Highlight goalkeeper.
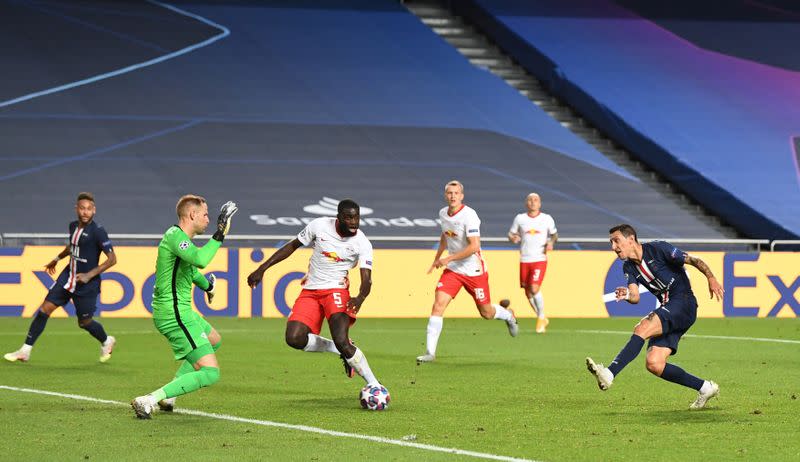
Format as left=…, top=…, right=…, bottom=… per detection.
left=132, top=195, right=237, bottom=419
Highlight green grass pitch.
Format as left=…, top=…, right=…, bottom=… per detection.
left=1, top=317, right=798, bottom=461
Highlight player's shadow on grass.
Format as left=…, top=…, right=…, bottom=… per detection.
left=606, top=408, right=725, bottom=424
left=293, top=397, right=355, bottom=409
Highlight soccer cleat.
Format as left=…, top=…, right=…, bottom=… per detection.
left=131, top=395, right=156, bottom=419
left=689, top=381, right=720, bottom=410
left=586, top=357, right=614, bottom=391
left=340, top=353, right=355, bottom=378
left=158, top=397, right=176, bottom=412
left=3, top=348, right=30, bottom=363
left=499, top=300, right=518, bottom=337
left=99, top=336, right=116, bottom=363
left=536, top=317, right=549, bottom=334
left=416, top=354, right=435, bottom=363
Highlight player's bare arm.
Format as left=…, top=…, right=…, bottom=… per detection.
left=76, top=249, right=117, bottom=284
left=508, top=231, right=521, bottom=244
left=247, top=238, right=303, bottom=288
left=427, top=234, right=448, bottom=273
left=433, top=235, right=479, bottom=270
left=615, top=283, right=640, bottom=303
left=685, top=253, right=724, bottom=300
left=347, top=268, right=372, bottom=314
left=546, top=232, right=559, bottom=253
left=45, top=245, right=70, bottom=275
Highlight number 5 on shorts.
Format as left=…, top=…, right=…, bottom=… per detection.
left=332, top=292, right=343, bottom=307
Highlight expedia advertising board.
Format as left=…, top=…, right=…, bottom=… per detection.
left=0, top=247, right=797, bottom=318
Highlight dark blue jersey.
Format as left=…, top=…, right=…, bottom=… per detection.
left=622, top=241, right=692, bottom=305
left=56, top=220, right=113, bottom=295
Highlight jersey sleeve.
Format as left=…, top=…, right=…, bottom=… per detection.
left=191, top=267, right=210, bottom=291
left=548, top=216, right=558, bottom=236
left=95, top=226, right=114, bottom=253
left=165, top=231, right=221, bottom=269
left=623, top=263, right=637, bottom=287
left=297, top=220, right=317, bottom=246
left=465, top=210, right=481, bottom=237
left=655, top=241, right=686, bottom=268
left=358, top=237, right=373, bottom=270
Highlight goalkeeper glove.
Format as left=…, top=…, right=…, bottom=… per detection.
left=205, top=273, right=216, bottom=303
left=212, top=200, right=238, bottom=242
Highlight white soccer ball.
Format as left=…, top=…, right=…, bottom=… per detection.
left=359, top=384, right=390, bottom=411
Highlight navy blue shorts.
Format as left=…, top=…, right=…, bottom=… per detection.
left=649, top=295, right=697, bottom=355
left=45, top=284, right=98, bottom=320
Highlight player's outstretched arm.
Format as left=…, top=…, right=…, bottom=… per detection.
left=428, top=234, right=448, bottom=273
left=76, top=249, right=117, bottom=284
left=685, top=254, right=724, bottom=300
left=45, top=245, right=70, bottom=275
left=247, top=238, right=303, bottom=288
left=347, top=268, right=372, bottom=314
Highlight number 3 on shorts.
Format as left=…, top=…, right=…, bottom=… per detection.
left=332, top=292, right=343, bottom=307
left=474, top=288, right=485, bottom=301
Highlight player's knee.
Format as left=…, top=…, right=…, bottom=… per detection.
left=198, top=366, right=220, bottom=387
left=285, top=331, right=307, bottom=350
left=530, top=284, right=541, bottom=294
left=77, top=318, right=92, bottom=328
left=478, top=305, right=494, bottom=319
left=645, top=358, right=665, bottom=376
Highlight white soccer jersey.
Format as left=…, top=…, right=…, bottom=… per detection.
left=509, top=212, right=557, bottom=263
left=297, top=217, right=373, bottom=290
left=439, top=205, right=486, bottom=276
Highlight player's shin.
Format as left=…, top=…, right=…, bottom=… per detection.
left=425, top=315, right=444, bottom=356
left=80, top=320, right=108, bottom=343
left=345, top=347, right=379, bottom=385
left=157, top=366, right=220, bottom=400
left=532, top=293, right=545, bottom=318
left=303, top=334, right=340, bottom=353
left=660, top=363, right=704, bottom=390
left=25, top=310, right=50, bottom=346
left=607, top=334, right=645, bottom=376
left=527, top=296, right=539, bottom=316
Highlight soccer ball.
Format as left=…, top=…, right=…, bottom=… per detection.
left=360, top=384, right=390, bottom=411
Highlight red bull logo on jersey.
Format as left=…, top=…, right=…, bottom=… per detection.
left=444, top=230, right=458, bottom=238
left=322, top=251, right=345, bottom=263
left=526, top=229, right=540, bottom=235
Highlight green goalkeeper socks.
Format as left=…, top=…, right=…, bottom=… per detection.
left=159, top=366, right=220, bottom=399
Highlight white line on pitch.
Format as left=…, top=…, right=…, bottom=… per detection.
left=0, top=385, right=537, bottom=462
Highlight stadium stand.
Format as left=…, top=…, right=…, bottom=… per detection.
left=451, top=0, right=800, bottom=239
left=0, top=0, right=728, bottom=239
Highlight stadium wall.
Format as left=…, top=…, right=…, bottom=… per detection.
left=0, top=247, right=797, bottom=319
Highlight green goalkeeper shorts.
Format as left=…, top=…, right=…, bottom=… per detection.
left=153, top=311, right=213, bottom=361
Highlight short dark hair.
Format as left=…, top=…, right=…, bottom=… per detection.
left=338, top=199, right=359, bottom=215
left=76, top=192, right=95, bottom=203
left=609, top=224, right=637, bottom=241
left=176, top=194, right=207, bottom=219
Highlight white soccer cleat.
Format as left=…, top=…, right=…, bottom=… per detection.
left=99, top=336, right=116, bottom=363
left=690, top=381, right=720, bottom=410
left=506, top=309, right=519, bottom=337
left=586, top=357, right=614, bottom=391
left=536, top=317, right=549, bottom=334
left=131, top=395, right=156, bottom=419
left=416, top=354, right=436, bottom=363
left=4, top=348, right=30, bottom=363
left=158, top=397, right=176, bottom=412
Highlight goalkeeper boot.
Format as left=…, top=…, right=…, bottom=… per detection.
left=131, top=395, right=156, bottom=419
left=158, top=397, right=176, bottom=412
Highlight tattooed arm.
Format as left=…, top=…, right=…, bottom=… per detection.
left=684, top=254, right=724, bottom=301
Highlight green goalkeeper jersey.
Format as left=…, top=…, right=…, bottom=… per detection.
left=152, top=225, right=221, bottom=320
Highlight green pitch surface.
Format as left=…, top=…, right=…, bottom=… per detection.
left=1, top=318, right=799, bottom=461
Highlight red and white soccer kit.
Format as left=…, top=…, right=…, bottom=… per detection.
left=289, top=217, right=373, bottom=334
left=436, top=205, right=492, bottom=305
left=509, top=212, right=557, bottom=287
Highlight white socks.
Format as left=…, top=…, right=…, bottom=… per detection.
left=699, top=380, right=713, bottom=395
left=529, top=293, right=545, bottom=318
left=20, top=344, right=32, bottom=354
left=303, top=334, right=340, bottom=354
left=492, top=304, right=513, bottom=321
left=346, top=347, right=378, bottom=385
left=425, top=316, right=444, bottom=356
